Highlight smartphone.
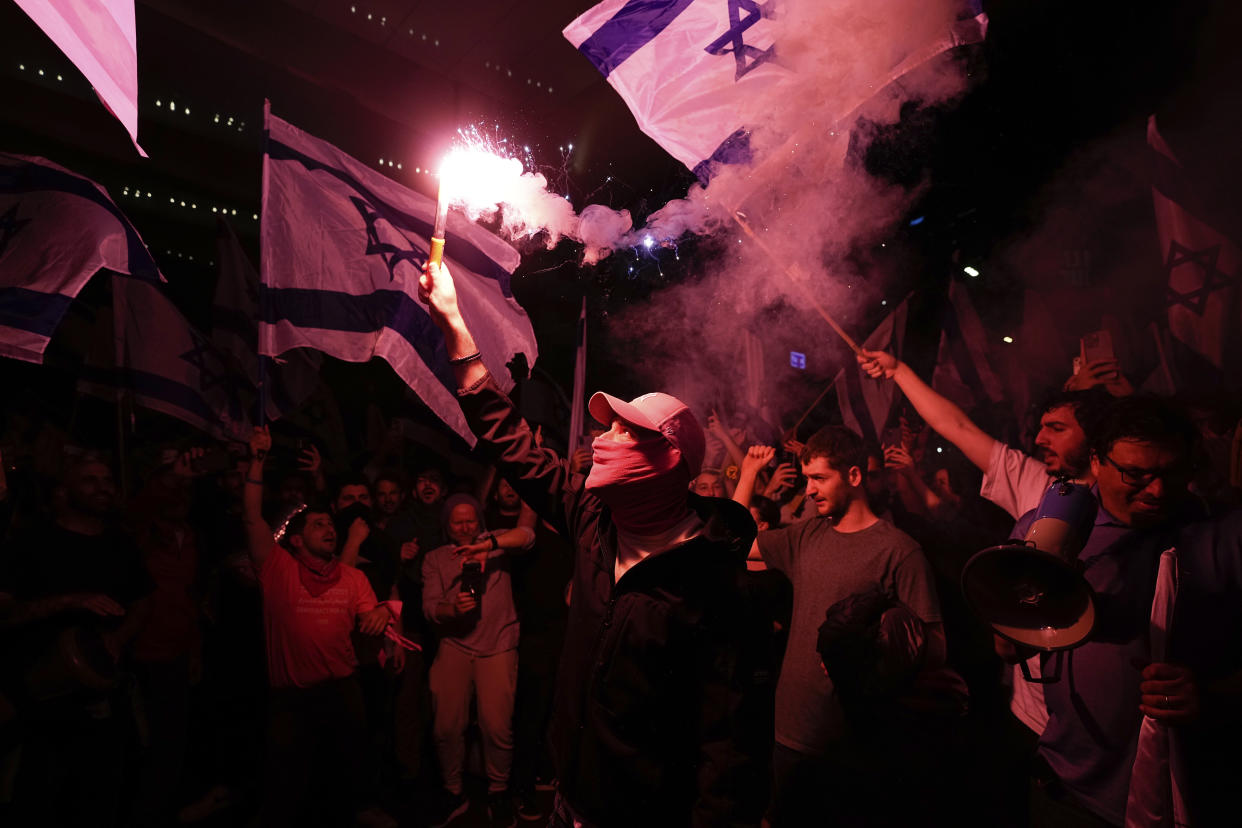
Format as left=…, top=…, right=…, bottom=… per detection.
left=1080, top=330, right=1117, bottom=379
left=460, top=561, right=484, bottom=601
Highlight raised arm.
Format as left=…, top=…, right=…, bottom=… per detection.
left=242, top=426, right=274, bottom=569
left=419, top=261, right=570, bottom=524
left=733, top=445, right=774, bottom=510
left=857, top=349, right=997, bottom=472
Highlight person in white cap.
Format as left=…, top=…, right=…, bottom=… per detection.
left=419, top=260, right=772, bottom=828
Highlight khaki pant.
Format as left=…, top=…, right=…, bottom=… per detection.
left=429, top=643, right=517, bottom=793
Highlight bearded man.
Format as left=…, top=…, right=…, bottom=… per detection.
left=419, top=261, right=772, bottom=828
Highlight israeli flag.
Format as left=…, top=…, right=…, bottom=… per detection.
left=260, top=109, right=538, bottom=445
left=564, top=0, right=987, bottom=180
left=0, top=153, right=160, bottom=364
left=565, top=0, right=784, bottom=179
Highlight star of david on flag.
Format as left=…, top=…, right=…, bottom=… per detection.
left=78, top=276, right=251, bottom=442
left=1148, top=115, right=1241, bottom=372
left=260, top=107, right=538, bottom=445
left=564, top=0, right=987, bottom=181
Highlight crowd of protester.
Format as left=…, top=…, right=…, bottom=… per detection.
left=0, top=262, right=1240, bottom=828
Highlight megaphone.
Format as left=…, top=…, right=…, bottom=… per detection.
left=961, top=480, right=1097, bottom=683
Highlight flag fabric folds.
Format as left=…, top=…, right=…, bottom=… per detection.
left=80, top=276, right=251, bottom=442
left=0, top=152, right=160, bottom=364
left=1123, top=548, right=1191, bottom=828
left=14, top=0, right=146, bottom=156
left=932, top=280, right=1004, bottom=411
left=260, top=109, right=538, bottom=445
left=563, top=0, right=987, bottom=178
left=834, top=297, right=909, bottom=444
left=1148, top=116, right=1240, bottom=375
left=212, top=219, right=320, bottom=422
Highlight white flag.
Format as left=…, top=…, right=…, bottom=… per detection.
left=14, top=0, right=145, bottom=156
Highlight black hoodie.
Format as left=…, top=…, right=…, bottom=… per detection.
left=458, top=373, right=773, bottom=828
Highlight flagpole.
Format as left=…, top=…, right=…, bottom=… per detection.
left=257, top=100, right=273, bottom=426
left=790, top=377, right=838, bottom=437
left=568, top=296, right=588, bottom=457
left=111, top=275, right=132, bottom=499
left=729, top=211, right=862, bottom=355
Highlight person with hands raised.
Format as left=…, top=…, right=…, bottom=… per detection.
left=857, top=348, right=1111, bottom=520
left=240, top=425, right=395, bottom=828
left=419, top=259, right=772, bottom=828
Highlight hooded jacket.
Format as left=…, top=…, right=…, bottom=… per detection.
left=458, top=373, right=772, bottom=828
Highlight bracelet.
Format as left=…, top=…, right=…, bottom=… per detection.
left=448, top=351, right=482, bottom=366
left=488, top=533, right=499, bottom=551
left=246, top=477, right=264, bottom=485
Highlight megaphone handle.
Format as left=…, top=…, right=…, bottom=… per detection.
left=1018, top=651, right=1064, bottom=684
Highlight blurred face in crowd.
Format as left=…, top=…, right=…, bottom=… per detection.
left=63, top=461, right=117, bottom=518
left=447, top=503, right=481, bottom=546
left=335, top=483, right=371, bottom=512
left=414, top=471, right=445, bottom=506
left=1034, top=405, right=1089, bottom=476
left=153, top=468, right=193, bottom=521
left=495, top=477, right=521, bottom=511
left=279, top=474, right=309, bottom=508
left=692, top=472, right=725, bottom=498
left=864, top=455, right=891, bottom=507
left=931, top=468, right=960, bottom=506
left=374, top=479, right=404, bottom=517
left=802, top=456, right=859, bottom=521
left=293, top=511, right=337, bottom=560
left=749, top=506, right=771, bottom=532
left=1091, top=438, right=1191, bottom=529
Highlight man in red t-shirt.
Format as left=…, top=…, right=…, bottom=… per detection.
left=243, top=427, right=394, bottom=828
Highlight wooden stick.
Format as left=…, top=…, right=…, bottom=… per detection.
left=791, top=378, right=838, bottom=436
left=730, top=211, right=862, bottom=355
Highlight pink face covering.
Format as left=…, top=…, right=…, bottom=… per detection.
left=293, top=549, right=342, bottom=597
left=585, top=433, right=691, bottom=535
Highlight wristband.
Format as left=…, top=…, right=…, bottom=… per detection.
left=246, top=476, right=264, bottom=485
left=448, top=351, right=482, bottom=366
left=488, top=533, right=499, bottom=551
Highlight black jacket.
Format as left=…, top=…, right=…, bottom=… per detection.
left=459, top=375, right=772, bottom=827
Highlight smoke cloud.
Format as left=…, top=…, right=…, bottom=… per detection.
left=460, top=0, right=986, bottom=426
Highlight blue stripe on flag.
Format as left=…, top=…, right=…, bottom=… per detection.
left=576, top=0, right=696, bottom=77
left=0, top=287, right=75, bottom=337
left=79, top=364, right=221, bottom=426
left=266, top=140, right=516, bottom=297
left=0, top=163, right=160, bottom=281
left=260, top=286, right=455, bottom=391
left=692, top=128, right=754, bottom=184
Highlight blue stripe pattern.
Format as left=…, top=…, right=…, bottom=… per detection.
left=259, top=286, right=455, bottom=392
left=80, top=364, right=221, bottom=427
left=0, top=287, right=74, bottom=337
left=576, top=0, right=696, bottom=77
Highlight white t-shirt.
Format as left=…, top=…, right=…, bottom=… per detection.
left=979, top=441, right=1058, bottom=733
left=980, top=441, right=1056, bottom=520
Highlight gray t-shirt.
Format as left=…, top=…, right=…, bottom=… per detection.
left=758, top=517, right=941, bottom=755
left=422, top=544, right=519, bottom=657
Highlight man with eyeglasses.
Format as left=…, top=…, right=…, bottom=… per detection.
left=1011, top=395, right=1242, bottom=827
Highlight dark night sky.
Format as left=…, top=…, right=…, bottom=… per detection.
left=1, top=0, right=1238, bottom=447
